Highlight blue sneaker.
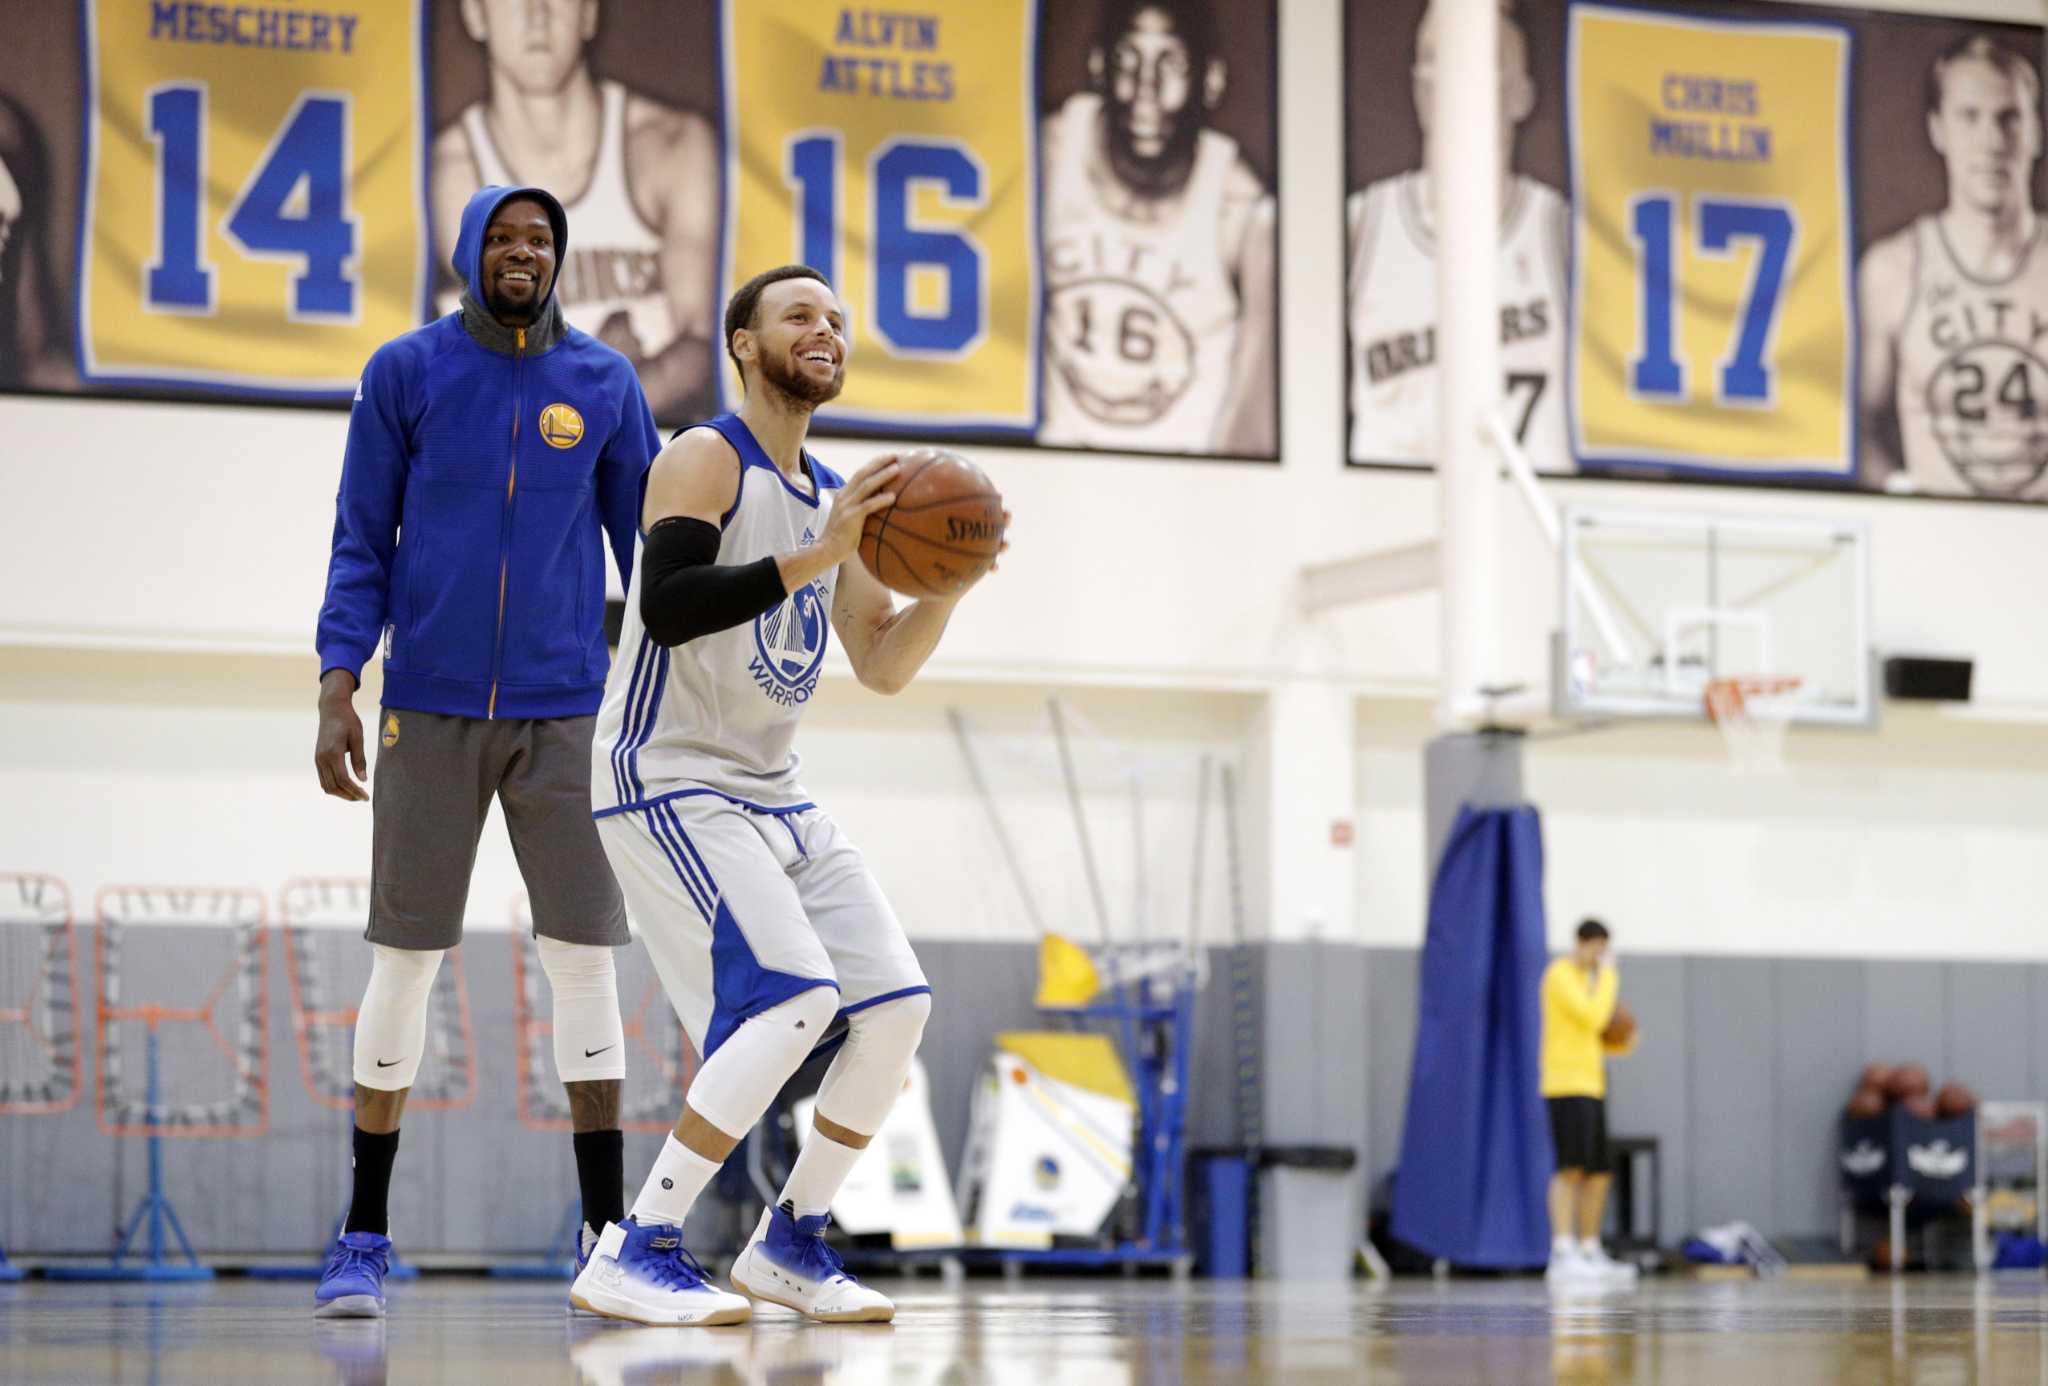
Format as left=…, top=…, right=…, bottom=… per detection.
left=730, top=1204, right=894, bottom=1323
left=569, top=1217, right=750, bottom=1326
left=314, top=1231, right=391, bottom=1318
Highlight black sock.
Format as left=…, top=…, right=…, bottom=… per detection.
left=344, top=1126, right=401, bottom=1236
left=573, top=1129, right=626, bottom=1232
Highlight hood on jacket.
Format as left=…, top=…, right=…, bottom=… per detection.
left=454, top=184, right=569, bottom=312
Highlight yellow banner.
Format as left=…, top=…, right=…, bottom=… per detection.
left=1570, top=4, right=1852, bottom=476
left=721, top=0, right=1040, bottom=433
left=80, top=1, right=425, bottom=394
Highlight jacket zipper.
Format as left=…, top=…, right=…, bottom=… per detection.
left=488, top=326, right=525, bottom=719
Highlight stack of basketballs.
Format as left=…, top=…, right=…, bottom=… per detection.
left=1845, top=1063, right=1977, bottom=1120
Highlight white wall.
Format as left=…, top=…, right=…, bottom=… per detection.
left=3, top=0, right=2047, bottom=958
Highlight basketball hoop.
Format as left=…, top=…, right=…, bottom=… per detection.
left=1704, top=676, right=1804, bottom=768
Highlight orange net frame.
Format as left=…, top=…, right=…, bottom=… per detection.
left=93, top=885, right=270, bottom=1140
left=0, top=873, right=82, bottom=1116
left=278, top=879, right=476, bottom=1113
left=509, top=895, right=697, bottom=1134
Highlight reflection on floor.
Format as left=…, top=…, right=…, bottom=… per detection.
left=3, top=1274, right=2047, bottom=1385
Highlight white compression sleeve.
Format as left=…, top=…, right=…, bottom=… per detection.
left=811, top=991, right=931, bottom=1136
left=535, top=937, right=626, bottom=1083
left=351, top=944, right=445, bottom=1090
left=682, top=985, right=841, bottom=1138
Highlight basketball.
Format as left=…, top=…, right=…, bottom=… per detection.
left=1602, top=1003, right=1636, bottom=1046
left=859, top=449, right=1006, bottom=599
left=1902, top=1093, right=1938, bottom=1121
left=1860, top=1062, right=1895, bottom=1093
left=1885, top=1063, right=1931, bottom=1101
left=1845, top=1086, right=1886, bottom=1120
left=1934, top=1081, right=1978, bottom=1119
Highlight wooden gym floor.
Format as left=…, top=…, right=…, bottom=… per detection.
left=3, top=1273, right=2047, bottom=1384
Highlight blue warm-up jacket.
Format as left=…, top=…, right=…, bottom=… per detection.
left=316, top=185, right=661, bottom=720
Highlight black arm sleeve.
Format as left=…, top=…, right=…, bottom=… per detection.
left=640, top=517, right=789, bottom=647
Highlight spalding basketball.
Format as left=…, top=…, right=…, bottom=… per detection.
left=1934, top=1081, right=1978, bottom=1119
left=1601, top=1003, right=1636, bottom=1046
left=1845, top=1086, right=1886, bottom=1120
left=859, top=450, right=1005, bottom=598
left=1886, top=1063, right=1931, bottom=1102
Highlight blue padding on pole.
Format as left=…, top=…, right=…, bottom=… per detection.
left=1390, top=804, right=1554, bottom=1268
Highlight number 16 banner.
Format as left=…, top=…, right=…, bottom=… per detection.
left=79, top=1, right=426, bottom=396
left=722, top=0, right=1040, bottom=436
left=1569, top=4, right=1854, bottom=480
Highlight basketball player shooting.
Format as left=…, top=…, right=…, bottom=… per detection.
left=1345, top=0, right=1569, bottom=471
left=571, top=266, right=1007, bottom=1326
left=1858, top=35, right=2048, bottom=500
left=1038, top=0, right=1277, bottom=456
left=431, top=0, right=719, bottom=423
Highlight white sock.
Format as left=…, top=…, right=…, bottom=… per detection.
left=1553, top=1234, right=1576, bottom=1257
left=1578, top=1237, right=1603, bottom=1258
left=777, top=1126, right=866, bottom=1218
left=629, top=1135, right=722, bottom=1228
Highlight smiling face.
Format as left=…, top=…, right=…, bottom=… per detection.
left=479, top=196, right=557, bottom=326
left=735, top=276, right=848, bottom=405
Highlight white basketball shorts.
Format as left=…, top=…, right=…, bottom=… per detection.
left=594, top=789, right=929, bottom=1060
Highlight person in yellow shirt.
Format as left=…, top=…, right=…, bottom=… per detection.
left=1540, top=918, right=1637, bottom=1282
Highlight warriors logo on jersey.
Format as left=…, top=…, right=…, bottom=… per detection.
left=1039, top=93, right=1242, bottom=452
left=1896, top=217, right=2048, bottom=499
left=752, top=529, right=829, bottom=707
left=79, top=1, right=426, bottom=394
left=1569, top=5, right=1853, bottom=479
left=1347, top=171, right=1569, bottom=471
left=723, top=0, right=1039, bottom=435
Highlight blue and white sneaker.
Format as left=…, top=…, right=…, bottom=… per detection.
left=568, top=1221, right=601, bottom=1316
left=314, top=1231, right=391, bottom=1318
left=729, top=1205, right=894, bottom=1323
left=568, top=1218, right=750, bottom=1327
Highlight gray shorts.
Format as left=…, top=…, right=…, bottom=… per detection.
left=368, top=708, right=628, bottom=951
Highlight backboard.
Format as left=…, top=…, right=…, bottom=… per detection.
left=1555, top=506, right=1873, bottom=726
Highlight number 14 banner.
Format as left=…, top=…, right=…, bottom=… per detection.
left=722, top=0, right=1040, bottom=436
left=78, top=1, right=426, bottom=396
left=1569, top=4, right=1854, bottom=479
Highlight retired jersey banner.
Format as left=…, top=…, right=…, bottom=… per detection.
left=1568, top=4, right=1853, bottom=480
left=0, top=1, right=1280, bottom=460
left=78, top=0, right=428, bottom=396
left=1344, top=0, right=2048, bottom=503
left=721, top=0, right=1041, bottom=436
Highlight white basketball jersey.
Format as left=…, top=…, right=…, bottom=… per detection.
left=456, top=81, right=675, bottom=355
left=1895, top=213, right=2048, bottom=500
left=1038, top=93, right=1242, bottom=452
left=592, top=414, right=844, bottom=815
left=1347, top=171, right=1570, bottom=472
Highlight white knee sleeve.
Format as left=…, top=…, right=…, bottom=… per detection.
left=352, top=944, right=444, bottom=1090
left=536, top=936, right=626, bottom=1083
left=814, top=991, right=931, bottom=1136
left=682, top=985, right=841, bottom=1139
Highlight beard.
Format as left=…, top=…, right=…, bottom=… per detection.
left=483, top=271, right=549, bottom=326
left=759, top=345, right=844, bottom=406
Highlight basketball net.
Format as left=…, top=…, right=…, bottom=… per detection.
left=1703, top=676, right=1803, bottom=769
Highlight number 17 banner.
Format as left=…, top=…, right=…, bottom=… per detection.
left=1568, top=4, right=1853, bottom=480
left=721, top=0, right=1041, bottom=436
left=78, top=1, right=426, bottom=397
